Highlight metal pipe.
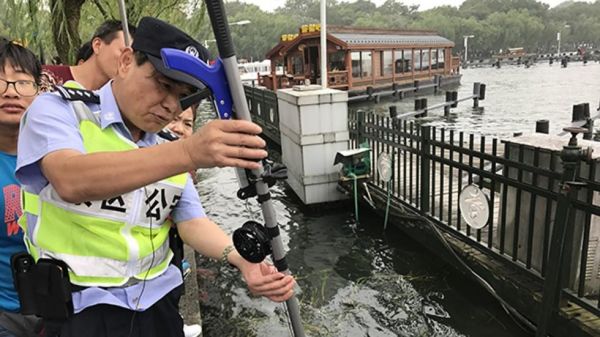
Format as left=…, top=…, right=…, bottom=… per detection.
left=117, top=0, right=131, bottom=46
left=320, top=0, right=327, bottom=88
left=204, top=1, right=305, bottom=336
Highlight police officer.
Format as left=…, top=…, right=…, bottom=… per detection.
left=16, top=17, right=295, bottom=337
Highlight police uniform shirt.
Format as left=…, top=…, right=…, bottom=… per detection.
left=15, top=82, right=206, bottom=314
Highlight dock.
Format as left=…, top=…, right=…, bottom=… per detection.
left=245, top=84, right=600, bottom=337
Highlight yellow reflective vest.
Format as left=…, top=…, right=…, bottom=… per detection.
left=20, top=99, right=188, bottom=287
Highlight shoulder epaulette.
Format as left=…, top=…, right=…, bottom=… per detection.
left=55, top=86, right=100, bottom=104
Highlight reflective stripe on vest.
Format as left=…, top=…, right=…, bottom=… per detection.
left=20, top=100, right=188, bottom=287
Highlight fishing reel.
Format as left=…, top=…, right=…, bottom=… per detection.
left=233, top=220, right=272, bottom=263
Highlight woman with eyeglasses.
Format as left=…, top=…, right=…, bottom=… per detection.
left=0, top=38, right=41, bottom=337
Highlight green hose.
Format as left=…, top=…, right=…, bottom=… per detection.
left=383, top=180, right=391, bottom=230
left=350, top=172, right=359, bottom=223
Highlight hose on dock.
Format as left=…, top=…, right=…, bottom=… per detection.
left=383, top=180, right=391, bottom=231
left=422, top=215, right=537, bottom=333
left=350, top=172, right=359, bottom=223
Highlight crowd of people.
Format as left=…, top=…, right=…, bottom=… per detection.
left=0, top=16, right=295, bottom=337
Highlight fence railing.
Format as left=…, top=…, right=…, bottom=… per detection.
left=244, top=85, right=280, bottom=145
left=349, top=109, right=600, bottom=321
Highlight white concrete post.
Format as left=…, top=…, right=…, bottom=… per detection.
left=277, top=87, right=349, bottom=204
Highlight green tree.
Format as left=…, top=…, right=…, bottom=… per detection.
left=48, top=0, right=204, bottom=64
left=2, top=0, right=600, bottom=66
left=50, top=0, right=86, bottom=64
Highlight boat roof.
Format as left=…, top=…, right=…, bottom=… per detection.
left=331, top=33, right=454, bottom=47
left=266, top=26, right=454, bottom=59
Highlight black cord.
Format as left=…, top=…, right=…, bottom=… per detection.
left=127, top=187, right=157, bottom=337
left=419, top=214, right=537, bottom=332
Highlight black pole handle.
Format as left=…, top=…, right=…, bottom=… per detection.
left=205, top=0, right=236, bottom=58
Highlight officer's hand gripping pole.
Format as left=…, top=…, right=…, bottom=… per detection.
left=160, top=1, right=305, bottom=336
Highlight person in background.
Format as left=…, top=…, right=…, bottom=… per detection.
left=41, top=20, right=135, bottom=91
left=0, top=38, right=42, bottom=337
left=165, top=104, right=199, bottom=184
left=167, top=105, right=196, bottom=140
left=75, top=41, right=93, bottom=65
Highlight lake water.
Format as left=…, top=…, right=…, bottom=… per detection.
left=352, top=61, right=600, bottom=137
left=194, top=62, right=599, bottom=337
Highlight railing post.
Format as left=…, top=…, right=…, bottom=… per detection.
left=535, top=127, right=590, bottom=337
left=420, top=125, right=431, bottom=213
left=357, top=109, right=366, bottom=145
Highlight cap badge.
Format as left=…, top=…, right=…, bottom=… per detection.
left=185, top=45, right=200, bottom=58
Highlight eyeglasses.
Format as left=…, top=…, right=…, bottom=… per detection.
left=0, top=78, right=39, bottom=97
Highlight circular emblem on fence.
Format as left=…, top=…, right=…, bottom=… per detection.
left=377, top=153, right=393, bottom=182
left=459, top=184, right=490, bottom=229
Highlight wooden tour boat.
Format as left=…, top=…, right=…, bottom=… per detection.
left=260, top=24, right=462, bottom=95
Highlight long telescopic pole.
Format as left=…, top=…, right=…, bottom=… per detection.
left=117, top=0, right=131, bottom=46
left=203, top=1, right=306, bottom=336
left=320, top=0, right=327, bottom=88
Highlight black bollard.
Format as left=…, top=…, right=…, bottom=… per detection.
left=473, top=82, right=481, bottom=108
left=572, top=104, right=585, bottom=122
left=583, top=103, right=592, bottom=140
left=451, top=91, right=458, bottom=108
left=414, top=98, right=422, bottom=112
left=366, top=86, right=374, bottom=100
left=444, top=91, right=453, bottom=116
left=419, top=98, right=428, bottom=118
left=536, top=120, right=550, bottom=134
left=479, top=84, right=486, bottom=100
left=584, top=118, right=594, bottom=140
left=389, top=106, right=398, bottom=119
left=392, top=82, right=399, bottom=97
left=583, top=103, right=590, bottom=119
left=414, top=80, right=420, bottom=93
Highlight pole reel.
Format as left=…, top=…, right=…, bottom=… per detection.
left=232, top=220, right=272, bottom=263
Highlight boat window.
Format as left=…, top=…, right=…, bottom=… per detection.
left=414, top=50, right=422, bottom=71
left=351, top=52, right=361, bottom=78
left=381, top=50, right=393, bottom=76
left=361, top=51, right=372, bottom=78
left=291, top=54, right=303, bottom=75
left=394, top=49, right=411, bottom=74
left=352, top=51, right=372, bottom=79
left=431, top=49, right=438, bottom=69
left=421, top=49, right=430, bottom=71
left=329, top=51, right=346, bottom=71
left=438, top=49, right=445, bottom=68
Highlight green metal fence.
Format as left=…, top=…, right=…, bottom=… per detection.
left=349, top=109, right=600, bottom=322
